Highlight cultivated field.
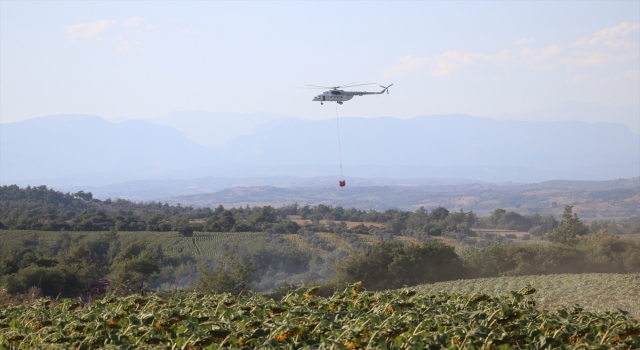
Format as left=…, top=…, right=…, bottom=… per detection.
left=1, top=283, right=638, bottom=348
left=0, top=230, right=273, bottom=259
left=418, top=273, right=640, bottom=320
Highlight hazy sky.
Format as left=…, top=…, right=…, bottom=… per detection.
left=1, top=1, right=638, bottom=123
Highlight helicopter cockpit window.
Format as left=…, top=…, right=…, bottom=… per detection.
left=331, top=91, right=341, bottom=95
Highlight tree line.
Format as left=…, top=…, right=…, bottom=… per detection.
left=0, top=185, right=533, bottom=234
left=3, top=185, right=639, bottom=237
left=0, top=185, right=504, bottom=235
left=1, top=205, right=639, bottom=299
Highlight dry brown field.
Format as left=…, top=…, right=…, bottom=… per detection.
left=287, top=215, right=385, bottom=229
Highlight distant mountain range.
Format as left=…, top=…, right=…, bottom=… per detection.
left=148, top=111, right=292, bottom=148
left=1, top=112, right=638, bottom=186
left=0, top=114, right=219, bottom=184
left=164, top=177, right=640, bottom=218
left=221, top=115, right=638, bottom=169
left=497, top=100, right=640, bottom=134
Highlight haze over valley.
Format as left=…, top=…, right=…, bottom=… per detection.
left=2, top=108, right=638, bottom=188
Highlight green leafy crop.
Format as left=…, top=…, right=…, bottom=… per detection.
left=1, top=283, right=638, bottom=349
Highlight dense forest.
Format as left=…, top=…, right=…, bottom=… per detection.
left=1, top=184, right=639, bottom=300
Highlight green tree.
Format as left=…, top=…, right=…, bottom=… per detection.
left=108, top=242, right=160, bottom=295
left=406, top=207, right=429, bottom=232
left=203, top=210, right=236, bottom=232
left=387, top=212, right=408, bottom=234
left=57, top=245, right=100, bottom=295
left=195, top=251, right=253, bottom=295
left=70, top=209, right=114, bottom=231
left=545, top=205, right=587, bottom=245
left=172, top=216, right=194, bottom=237
left=332, top=241, right=464, bottom=291
left=218, top=211, right=236, bottom=231
left=249, top=206, right=277, bottom=230
left=72, top=190, right=93, bottom=201
left=429, top=207, right=449, bottom=221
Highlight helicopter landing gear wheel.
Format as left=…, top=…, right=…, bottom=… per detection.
left=337, top=101, right=343, bottom=105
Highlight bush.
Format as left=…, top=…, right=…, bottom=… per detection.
left=528, top=226, right=544, bottom=236
left=578, top=229, right=640, bottom=273
left=195, top=251, right=253, bottom=295
left=464, top=243, right=567, bottom=277
left=108, top=242, right=161, bottom=295
left=371, top=229, right=395, bottom=242
left=462, top=229, right=640, bottom=279
left=2, top=266, right=65, bottom=296
left=348, top=224, right=370, bottom=235
left=331, top=241, right=464, bottom=291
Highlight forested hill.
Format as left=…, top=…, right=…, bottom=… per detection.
left=3, top=184, right=639, bottom=237
left=0, top=184, right=89, bottom=213
left=0, top=185, right=199, bottom=231
left=167, top=177, right=640, bottom=218
left=0, top=184, right=536, bottom=235
left=0, top=184, right=188, bottom=215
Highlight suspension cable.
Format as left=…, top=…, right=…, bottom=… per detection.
left=335, top=103, right=344, bottom=179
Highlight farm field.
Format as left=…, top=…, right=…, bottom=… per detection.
left=120, top=232, right=274, bottom=258
left=1, top=283, right=639, bottom=349
left=418, top=273, right=640, bottom=320
left=0, top=231, right=276, bottom=259
left=0, top=229, right=620, bottom=261
left=0, top=229, right=535, bottom=262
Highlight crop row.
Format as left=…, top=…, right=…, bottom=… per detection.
left=1, top=284, right=639, bottom=349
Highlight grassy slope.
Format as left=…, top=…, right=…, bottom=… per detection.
left=417, top=273, right=640, bottom=319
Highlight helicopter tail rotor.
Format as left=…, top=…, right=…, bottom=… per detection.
left=380, top=84, right=393, bottom=94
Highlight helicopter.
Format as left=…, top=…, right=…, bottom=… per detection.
left=301, top=83, right=393, bottom=105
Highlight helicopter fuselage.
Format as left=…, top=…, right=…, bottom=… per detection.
left=312, top=90, right=355, bottom=103
left=312, top=86, right=391, bottom=104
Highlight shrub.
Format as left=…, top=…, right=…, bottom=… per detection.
left=195, top=251, right=253, bottom=295
left=331, top=241, right=464, bottom=291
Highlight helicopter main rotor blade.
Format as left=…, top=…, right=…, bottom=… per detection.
left=300, top=82, right=378, bottom=90
left=341, top=82, right=377, bottom=88
left=305, top=85, right=335, bottom=88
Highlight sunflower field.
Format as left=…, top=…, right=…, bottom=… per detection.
left=1, top=283, right=639, bottom=349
